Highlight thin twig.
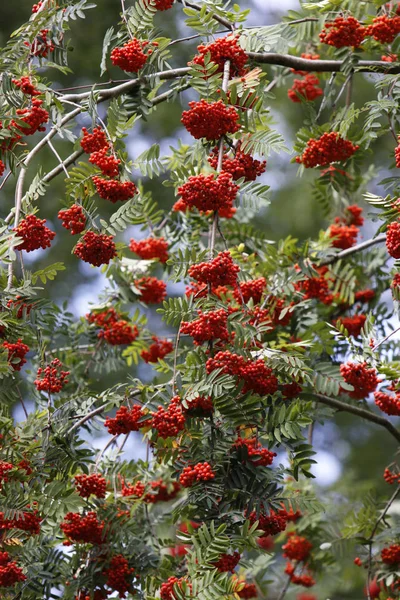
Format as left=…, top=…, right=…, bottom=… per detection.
left=372, top=325, right=400, bottom=352
left=320, top=233, right=387, bottom=266
left=95, top=434, right=118, bottom=469
left=176, top=0, right=234, bottom=30
left=47, top=139, right=70, bottom=178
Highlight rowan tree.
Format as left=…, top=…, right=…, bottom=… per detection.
left=1, top=1, right=400, bottom=599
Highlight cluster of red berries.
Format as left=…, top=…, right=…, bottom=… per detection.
left=14, top=215, right=55, bottom=252
left=214, top=551, right=241, bottom=573
left=296, top=132, right=359, bottom=168
left=103, top=555, right=134, bottom=597
left=382, top=53, right=398, bottom=62
left=101, top=320, right=139, bottom=345
left=75, top=474, right=107, bottom=499
left=344, top=204, right=364, bottom=226
left=74, top=231, right=117, bottom=266
left=249, top=510, right=287, bottom=536
left=145, top=0, right=174, bottom=9
left=366, top=15, right=400, bottom=43
left=207, top=351, right=278, bottom=396
left=386, top=221, right=400, bottom=258
left=181, top=309, right=229, bottom=344
left=288, top=74, right=323, bottom=103
left=80, top=127, right=108, bottom=153
left=160, top=576, right=188, bottom=600
left=0, top=510, right=42, bottom=535
left=87, top=307, right=120, bottom=329
left=105, top=405, right=145, bottom=435
left=90, top=148, right=121, bottom=177
left=15, top=98, right=49, bottom=136
left=233, top=437, right=276, bottom=467
left=34, top=359, right=69, bottom=393
left=92, top=176, right=137, bottom=203
left=177, top=172, right=239, bottom=215
left=58, top=204, right=86, bottom=235
left=208, top=143, right=266, bottom=182
left=237, top=582, right=258, bottom=599
left=0, top=461, right=13, bottom=486
left=141, top=336, right=173, bottom=363
left=26, top=29, right=55, bottom=57
left=381, top=544, right=400, bottom=564
left=295, top=265, right=333, bottom=305
left=384, top=467, right=400, bottom=485
left=374, top=390, right=400, bottom=416
left=129, top=237, right=169, bottom=263
left=319, top=16, right=366, bottom=48
left=279, top=504, right=302, bottom=522
left=192, top=35, right=248, bottom=77
left=234, top=278, right=266, bottom=304
left=282, top=380, right=303, bottom=399
left=12, top=76, right=40, bottom=96
left=134, top=276, right=167, bottom=304
left=285, top=562, right=316, bottom=588
left=0, top=552, right=26, bottom=588
left=395, top=136, right=400, bottom=168
left=3, top=339, right=29, bottom=371
left=151, top=396, right=185, bottom=438
left=0, top=159, right=4, bottom=177
left=183, top=395, right=214, bottom=417
left=328, top=223, right=359, bottom=250
left=31, top=1, right=43, bottom=12
left=334, top=314, right=367, bottom=337
left=121, top=479, right=181, bottom=503
left=110, top=38, right=157, bottom=72
left=6, top=295, right=34, bottom=319
left=282, top=534, right=312, bottom=562
left=181, top=100, right=240, bottom=141
left=60, top=511, right=105, bottom=545
left=354, top=289, right=375, bottom=304
left=189, top=251, right=240, bottom=287
left=179, top=462, right=215, bottom=487
left=340, top=362, right=380, bottom=399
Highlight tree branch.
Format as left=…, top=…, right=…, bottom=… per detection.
left=320, top=233, right=387, bottom=266
left=247, top=53, right=400, bottom=74
left=312, top=393, right=400, bottom=444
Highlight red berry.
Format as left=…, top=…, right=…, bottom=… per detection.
left=111, top=38, right=151, bottom=72
left=233, top=437, right=276, bottom=467
left=328, top=223, right=359, bottom=249
left=192, top=35, right=248, bottom=77
left=319, top=16, right=366, bottom=48
left=237, top=583, right=258, bottom=599
left=12, top=76, right=40, bottom=96
left=105, top=405, right=145, bottom=435
left=14, top=215, right=55, bottom=252
left=144, top=0, right=174, bottom=9
left=181, top=309, right=229, bottom=345
left=14, top=98, right=48, bottom=136
left=60, top=511, right=106, bottom=545
left=340, top=362, right=380, bottom=399
left=288, top=74, right=323, bottom=103
left=80, top=127, right=109, bottom=153
left=134, top=276, right=167, bottom=304
left=296, top=132, right=359, bottom=168
left=213, top=551, right=241, bottom=572
left=75, top=474, right=107, bottom=499
left=151, top=396, right=185, bottom=439
left=0, top=552, right=26, bottom=587
left=74, top=231, right=117, bottom=266
left=177, top=172, right=239, bottom=214
left=334, top=314, right=367, bottom=337
left=381, top=544, right=400, bottom=564
left=189, top=251, right=240, bottom=287
left=89, top=148, right=120, bottom=177
left=58, top=204, right=86, bottom=235
left=234, top=278, right=266, bottom=304
left=3, top=339, right=29, bottom=371
left=140, top=336, right=173, bottom=363
left=208, top=142, right=266, bottom=182
left=365, top=15, right=400, bottom=43
left=181, top=99, right=240, bottom=141
left=103, top=554, right=134, bottom=596
left=249, top=510, right=287, bottom=536
left=129, top=237, right=169, bottom=263
left=282, top=534, right=312, bottom=562
left=206, top=351, right=278, bottom=396
left=100, top=321, right=139, bottom=345
left=179, top=462, right=215, bottom=487
left=34, top=358, right=69, bottom=393
left=374, top=390, right=400, bottom=416
left=25, top=29, right=55, bottom=57
left=386, top=221, right=400, bottom=258
left=92, top=177, right=137, bottom=203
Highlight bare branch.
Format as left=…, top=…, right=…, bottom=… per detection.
left=247, top=53, right=400, bottom=74
left=320, top=234, right=387, bottom=266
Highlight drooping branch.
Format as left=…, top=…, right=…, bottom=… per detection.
left=312, top=393, right=400, bottom=444
left=320, top=233, right=387, bottom=266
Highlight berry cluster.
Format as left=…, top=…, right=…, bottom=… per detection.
left=26, top=29, right=55, bottom=57
left=181, top=99, right=240, bottom=141
left=0, top=159, right=4, bottom=177
left=206, top=351, right=278, bottom=396
left=90, top=148, right=120, bottom=177
left=75, top=474, right=107, bottom=499
left=122, top=479, right=181, bottom=503
left=12, top=76, right=40, bottom=96
left=233, top=437, right=276, bottom=467
left=192, top=35, right=248, bottom=77
left=295, top=265, right=333, bottom=305
left=145, top=0, right=174, bottom=9
left=110, top=38, right=157, bottom=72
left=0, top=510, right=42, bottom=535
left=237, top=583, right=258, bottom=599
left=160, top=577, right=188, bottom=600
left=134, top=276, right=167, bottom=304
left=3, top=339, right=29, bottom=371
left=92, top=177, right=137, bottom=203
left=374, top=390, right=400, bottom=416
left=328, top=223, right=359, bottom=250
left=334, top=314, right=367, bottom=337
left=213, top=552, right=241, bottom=572
left=80, top=127, right=108, bottom=153
left=58, top=204, right=86, bottom=235
left=189, top=251, right=240, bottom=287
left=355, top=289, right=375, bottom=304
left=344, top=204, right=364, bottom=226
left=177, top=172, right=239, bottom=215
left=0, top=552, right=26, bottom=588
left=384, top=467, right=400, bottom=484
left=129, top=237, right=169, bottom=263
left=103, top=555, right=134, bottom=597
left=179, top=462, right=215, bottom=487
left=208, top=143, right=266, bottom=182
left=386, top=221, right=400, bottom=258
left=288, top=74, right=323, bottom=103
left=15, top=99, right=49, bottom=136
left=181, top=309, right=229, bottom=344
left=365, top=15, right=400, bottom=43
left=285, top=562, right=316, bottom=588
left=279, top=504, right=302, bottom=522
left=101, top=320, right=139, bottom=345
left=14, top=215, right=55, bottom=252
left=381, top=544, right=400, bottom=564
left=249, top=510, right=287, bottom=536
left=60, top=511, right=106, bottom=545
left=282, top=534, right=312, bottom=562
left=382, top=53, right=398, bottom=62
left=340, top=362, right=380, bottom=399
left=74, top=231, right=117, bottom=266
left=141, top=337, right=173, bottom=363
left=0, top=461, right=13, bottom=486
left=234, top=278, right=266, bottom=304
left=319, top=16, right=366, bottom=48
left=296, top=132, right=359, bottom=168
left=105, top=405, right=145, bottom=435
left=151, top=396, right=185, bottom=438
left=87, top=307, right=120, bottom=329
left=34, top=359, right=69, bottom=393
left=183, top=395, right=214, bottom=417
left=282, top=380, right=303, bottom=399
